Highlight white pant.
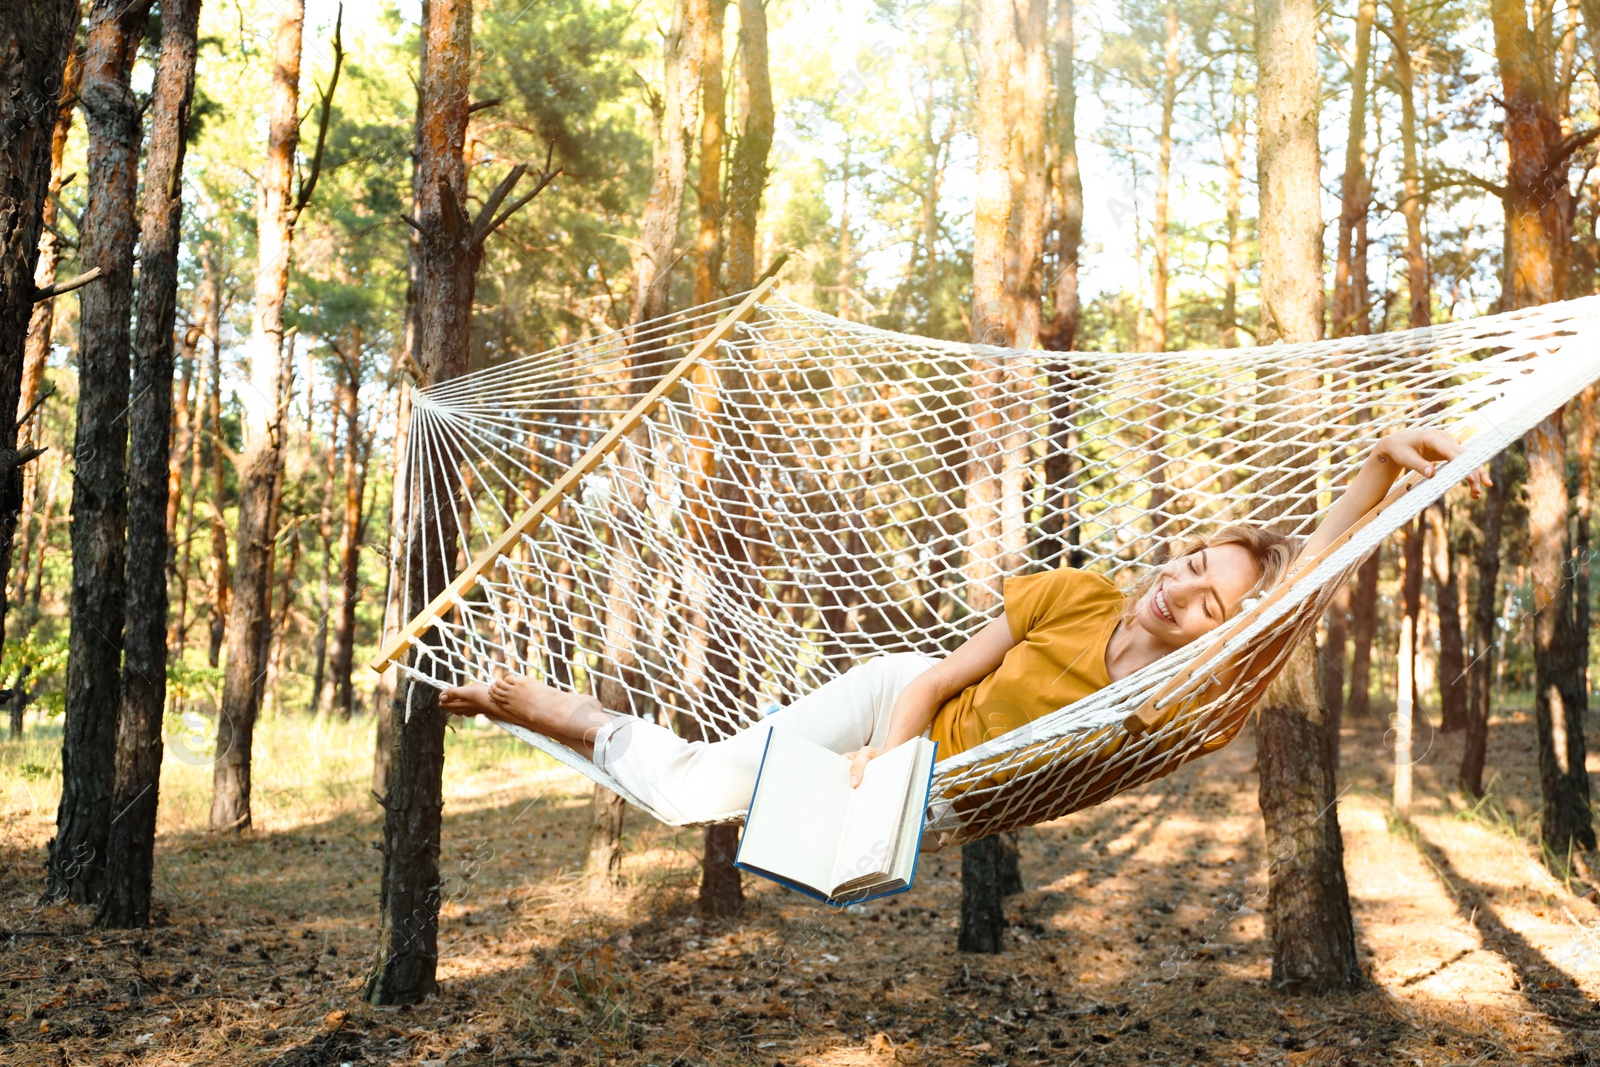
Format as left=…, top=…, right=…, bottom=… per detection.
left=592, top=651, right=937, bottom=824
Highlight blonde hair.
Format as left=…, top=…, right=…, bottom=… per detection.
left=1121, top=524, right=1298, bottom=623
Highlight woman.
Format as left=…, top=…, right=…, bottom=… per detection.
left=440, top=427, right=1488, bottom=824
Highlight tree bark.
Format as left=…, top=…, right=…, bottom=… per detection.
left=959, top=833, right=1009, bottom=953
left=1489, top=0, right=1594, bottom=863
left=632, top=0, right=704, bottom=326
left=1006, top=0, right=1048, bottom=350
left=98, top=0, right=200, bottom=929
left=725, top=0, right=771, bottom=292
left=1219, top=73, right=1245, bottom=349
left=206, top=292, right=229, bottom=668
left=1252, top=0, right=1361, bottom=993
left=367, top=0, right=551, bottom=1003
left=1317, top=0, right=1374, bottom=747
left=311, top=410, right=338, bottom=713
left=1257, top=648, right=1361, bottom=990
left=212, top=0, right=304, bottom=831
left=1392, top=0, right=1428, bottom=332
left=1151, top=0, right=1178, bottom=355
left=584, top=0, right=708, bottom=883
left=1331, top=0, right=1374, bottom=339
left=1, top=0, right=78, bottom=721
left=960, top=0, right=1025, bottom=955
left=1490, top=0, right=1577, bottom=311
left=49, top=0, right=149, bottom=906
left=327, top=336, right=368, bottom=718
left=690, top=3, right=746, bottom=914
left=1427, top=501, right=1467, bottom=733
left=12, top=40, right=81, bottom=610
left=1529, top=406, right=1594, bottom=859
left=1038, top=0, right=1081, bottom=569
left=694, top=0, right=725, bottom=308
left=372, top=376, right=410, bottom=795
left=1346, top=550, right=1381, bottom=720
left=1042, top=0, right=1081, bottom=354
left=1575, top=388, right=1593, bottom=698
left=1462, top=452, right=1506, bottom=797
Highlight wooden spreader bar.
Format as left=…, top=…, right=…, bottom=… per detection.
left=369, top=269, right=785, bottom=673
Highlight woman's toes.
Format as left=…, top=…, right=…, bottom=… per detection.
left=441, top=682, right=494, bottom=717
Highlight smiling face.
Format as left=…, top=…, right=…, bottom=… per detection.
left=1132, top=543, right=1263, bottom=647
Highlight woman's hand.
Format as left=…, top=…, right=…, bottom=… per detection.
left=1373, top=428, right=1491, bottom=498
left=844, top=747, right=879, bottom=788
left=1301, top=425, right=1494, bottom=564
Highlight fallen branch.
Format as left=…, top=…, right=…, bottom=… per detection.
left=32, top=266, right=101, bottom=302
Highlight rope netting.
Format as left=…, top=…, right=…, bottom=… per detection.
left=382, top=290, right=1600, bottom=847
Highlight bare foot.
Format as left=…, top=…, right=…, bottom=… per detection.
left=440, top=682, right=498, bottom=720
left=489, top=675, right=613, bottom=744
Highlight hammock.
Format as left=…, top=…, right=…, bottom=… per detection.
left=372, top=277, right=1600, bottom=850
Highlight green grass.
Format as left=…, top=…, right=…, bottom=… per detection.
left=2, top=707, right=566, bottom=838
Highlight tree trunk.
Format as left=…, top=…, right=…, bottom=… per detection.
left=693, top=0, right=772, bottom=914
left=1489, top=0, right=1594, bottom=863
left=1393, top=0, right=1428, bottom=332
left=1252, top=0, right=1361, bottom=993
left=328, top=339, right=368, bottom=718
left=169, top=275, right=212, bottom=654
left=959, top=834, right=1012, bottom=952
left=1257, top=645, right=1362, bottom=990
left=694, top=0, right=725, bottom=308
left=1006, top=0, right=1048, bottom=350
left=1151, top=0, right=1177, bottom=354
left=1038, top=0, right=1081, bottom=568
left=960, top=0, right=1024, bottom=956
left=98, top=0, right=200, bottom=929
left=367, top=0, right=550, bottom=1002
left=690, top=7, right=746, bottom=914
left=1331, top=0, right=1374, bottom=339
left=1400, top=516, right=1425, bottom=713
left=1462, top=451, right=1506, bottom=797
left=206, top=300, right=229, bottom=668
left=212, top=0, right=303, bottom=831
left=311, top=413, right=337, bottom=713
left=1529, top=406, right=1594, bottom=859
left=1136, top=0, right=1178, bottom=557
left=632, top=0, right=704, bottom=326
left=1318, top=0, right=1374, bottom=747
left=1, top=0, right=78, bottom=727
left=1575, top=388, right=1593, bottom=697
left=164, top=328, right=197, bottom=571
left=49, top=0, right=149, bottom=906
left=836, top=138, right=852, bottom=321
left=27, top=453, right=60, bottom=616
left=12, top=40, right=81, bottom=609
left=584, top=0, right=708, bottom=882
left=1043, top=0, right=1081, bottom=354
left=372, top=377, right=410, bottom=795
left=725, top=0, right=771, bottom=292
left=255, top=442, right=287, bottom=719
left=1219, top=73, right=1245, bottom=349
left=1346, top=550, right=1381, bottom=719
left=1427, top=501, right=1467, bottom=732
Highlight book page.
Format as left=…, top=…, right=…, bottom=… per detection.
left=830, top=741, right=920, bottom=892
left=888, top=741, right=936, bottom=881
left=737, top=730, right=850, bottom=894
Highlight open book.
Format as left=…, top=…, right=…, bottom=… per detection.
left=735, top=731, right=937, bottom=906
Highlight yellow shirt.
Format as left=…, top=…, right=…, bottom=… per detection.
left=928, top=567, right=1126, bottom=758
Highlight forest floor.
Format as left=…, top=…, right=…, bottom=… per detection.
left=3, top=699, right=1600, bottom=1067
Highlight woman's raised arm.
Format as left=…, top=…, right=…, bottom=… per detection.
left=1297, top=428, right=1491, bottom=565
